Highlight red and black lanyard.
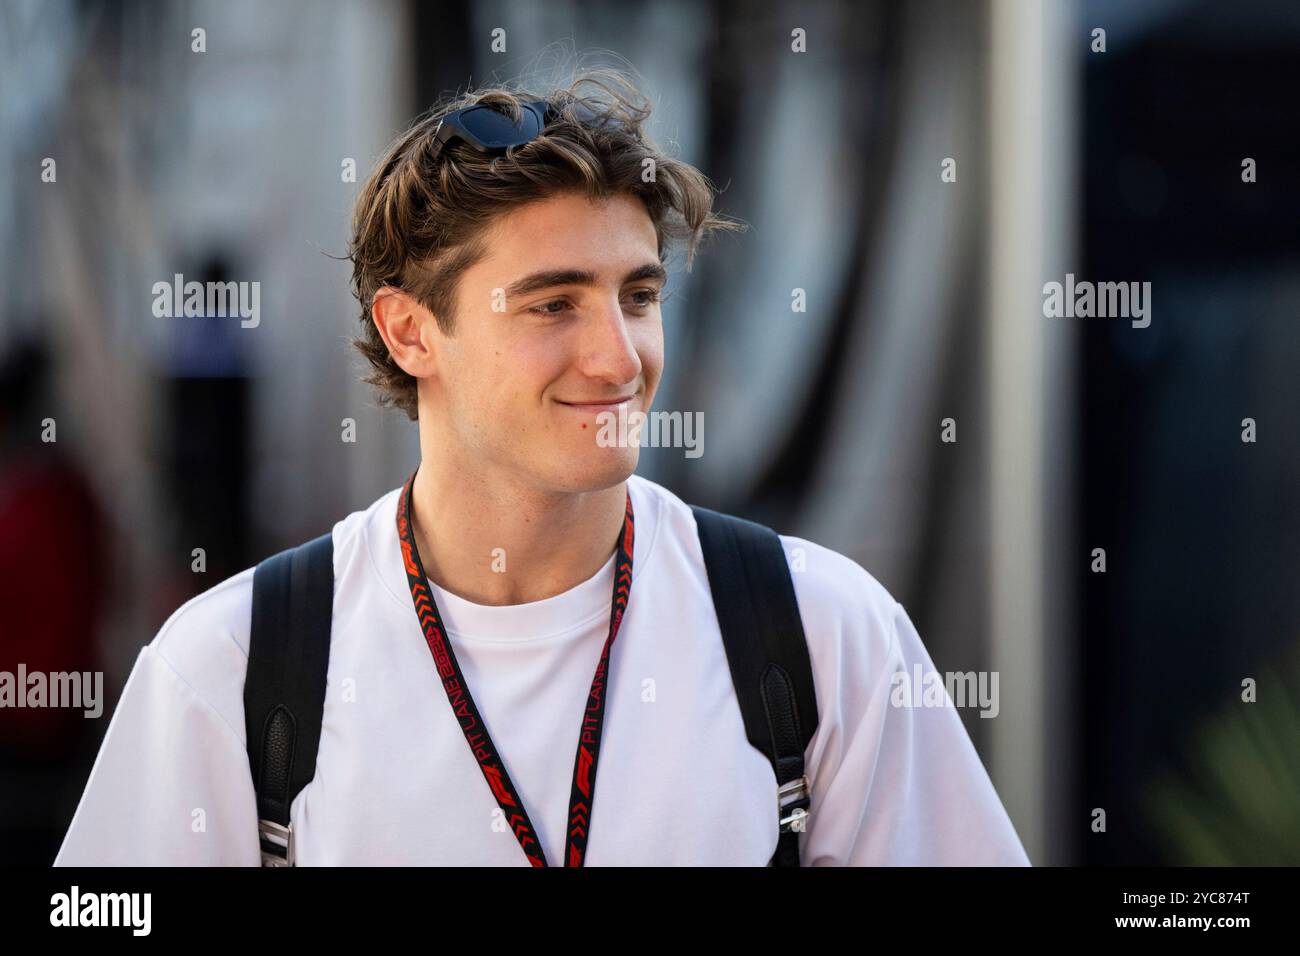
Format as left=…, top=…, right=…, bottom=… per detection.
left=395, top=469, right=634, bottom=866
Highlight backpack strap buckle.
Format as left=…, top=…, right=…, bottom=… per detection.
left=778, top=774, right=811, bottom=832
left=259, top=818, right=294, bottom=867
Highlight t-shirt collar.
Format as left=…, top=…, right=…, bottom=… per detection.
left=367, top=474, right=658, bottom=643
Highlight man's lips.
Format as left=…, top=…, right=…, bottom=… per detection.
left=556, top=395, right=636, bottom=413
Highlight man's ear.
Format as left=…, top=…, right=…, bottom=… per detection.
left=371, top=286, right=440, bottom=378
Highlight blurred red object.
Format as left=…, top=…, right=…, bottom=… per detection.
left=0, top=451, right=108, bottom=760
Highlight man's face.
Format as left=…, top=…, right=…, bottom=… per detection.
left=423, top=191, right=666, bottom=495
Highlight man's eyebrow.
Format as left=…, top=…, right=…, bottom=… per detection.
left=504, top=262, right=668, bottom=299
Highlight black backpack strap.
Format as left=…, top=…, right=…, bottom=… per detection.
left=691, top=505, right=819, bottom=867
left=245, top=532, right=334, bottom=866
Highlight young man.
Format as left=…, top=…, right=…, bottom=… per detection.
left=54, top=72, right=1029, bottom=866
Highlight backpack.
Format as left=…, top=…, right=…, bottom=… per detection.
left=245, top=504, right=818, bottom=867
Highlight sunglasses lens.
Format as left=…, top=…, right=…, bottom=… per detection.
left=458, top=104, right=542, bottom=148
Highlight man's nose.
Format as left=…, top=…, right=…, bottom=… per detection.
left=578, top=294, right=642, bottom=384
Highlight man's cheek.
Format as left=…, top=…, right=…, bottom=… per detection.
left=641, top=350, right=665, bottom=401
left=639, top=324, right=665, bottom=373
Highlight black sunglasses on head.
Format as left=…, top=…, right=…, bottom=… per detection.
left=429, top=99, right=552, bottom=162
left=428, top=98, right=619, bottom=163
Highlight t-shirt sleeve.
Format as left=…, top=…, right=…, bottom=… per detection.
left=800, top=600, right=1031, bottom=866
left=52, top=643, right=261, bottom=866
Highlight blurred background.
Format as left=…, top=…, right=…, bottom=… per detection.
left=1, top=0, right=1297, bottom=867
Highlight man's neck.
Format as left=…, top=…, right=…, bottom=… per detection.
left=408, top=456, right=628, bottom=607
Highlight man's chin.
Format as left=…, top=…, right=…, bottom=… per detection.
left=545, top=448, right=639, bottom=494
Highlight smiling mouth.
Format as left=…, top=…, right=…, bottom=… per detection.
left=557, top=395, right=636, bottom=412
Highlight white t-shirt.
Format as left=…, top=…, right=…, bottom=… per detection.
left=54, top=473, right=1029, bottom=866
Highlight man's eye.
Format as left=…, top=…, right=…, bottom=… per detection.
left=528, top=298, right=571, bottom=315
left=525, top=289, right=662, bottom=316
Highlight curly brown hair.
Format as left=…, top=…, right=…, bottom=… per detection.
left=347, top=67, right=744, bottom=420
